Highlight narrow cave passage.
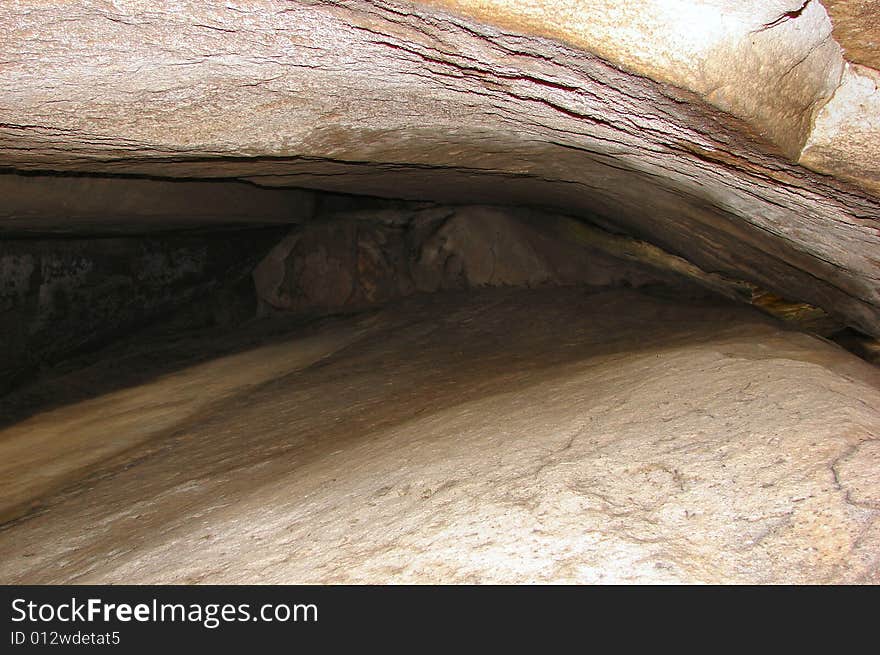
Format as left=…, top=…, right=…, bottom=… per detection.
left=1, top=0, right=880, bottom=588
left=1, top=173, right=879, bottom=585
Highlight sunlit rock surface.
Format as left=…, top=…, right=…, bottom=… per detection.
left=1, top=288, right=878, bottom=584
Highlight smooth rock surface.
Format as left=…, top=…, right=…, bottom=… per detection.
left=1, top=287, right=878, bottom=584
left=0, top=174, right=317, bottom=234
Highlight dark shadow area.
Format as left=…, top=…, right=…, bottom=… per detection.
left=0, top=293, right=362, bottom=432
left=830, top=327, right=880, bottom=365
left=0, top=225, right=290, bottom=398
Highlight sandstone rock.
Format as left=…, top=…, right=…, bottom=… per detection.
left=429, top=0, right=843, bottom=159
left=823, top=0, right=880, bottom=69
left=1, top=287, right=877, bottom=583
left=0, top=319, right=366, bottom=525
left=0, top=174, right=316, bottom=234
left=411, top=208, right=558, bottom=290
left=253, top=206, right=677, bottom=315
left=3, top=0, right=880, bottom=589
left=1, top=1, right=878, bottom=337
left=801, top=63, right=880, bottom=193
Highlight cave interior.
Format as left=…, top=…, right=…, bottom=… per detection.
left=1, top=0, right=880, bottom=585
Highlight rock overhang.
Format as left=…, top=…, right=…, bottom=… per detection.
left=0, top=0, right=878, bottom=336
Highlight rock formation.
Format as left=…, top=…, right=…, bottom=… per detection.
left=252, top=206, right=675, bottom=314
left=2, top=288, right=879, bottom=584
left=0, top=1, right=878, bottom=584
left=0, top=228, right=281, bottom=393
left=1, top=1, right=879, bottom=336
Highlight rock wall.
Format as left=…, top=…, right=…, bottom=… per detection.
left=0, top=174, right=317, bottom=235
left=426, top=0, right=880, bottom=192
left=253, top=206, right=681, bottom=315
left=1, top=202, right=717, bottom=395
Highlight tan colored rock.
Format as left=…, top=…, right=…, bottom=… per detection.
left=1, top=1, right=879, bottom=336
left=428, top=0, right=844, bottom=158
left=1, top=287, right=878, bottom=583
left=823, top=0, right=880, bottom=69
left=412, top=207, right=556, bottom=290
left=0, top=322, right=365, bottom=524
left=253, top=206, right=679, bottom=314
left=426, top=0, right=880, bottom=194
left=410, top=206, right=622, bottom=290
left=801, top=63, right=880, bottom=192
left=4, top=0, right=880, bottom=589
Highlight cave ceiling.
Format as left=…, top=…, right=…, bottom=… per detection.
left=0, top=1, right=878, bottom=336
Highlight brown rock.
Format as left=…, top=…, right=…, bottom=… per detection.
left=0, top=174, right=316, bottom=234
left=4, top=0, right=880, bottom=589
left=824, top=0, right=880, bottom=69
left=254, top=206, right=676, bottom=315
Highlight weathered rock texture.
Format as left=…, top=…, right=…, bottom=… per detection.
left=252, top=203, right=848, bottom=338
left=824, top=0, right=880, bottom=69
left=2, top=0, right=879, bottom=587
left=1, top=288, right=878, bottom=583
left=253, top=205, right=679, bottom=315
left=1, top=1, right=879, bottom=338
left=425, top=0, right=880, bottom=190
left=800, top=63, right=880, bottom=193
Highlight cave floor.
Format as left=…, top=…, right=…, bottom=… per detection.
left=1, top=286, right=879, bottom=584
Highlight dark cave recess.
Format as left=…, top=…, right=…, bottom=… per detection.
left=2, top=173, right=877, bottom=401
